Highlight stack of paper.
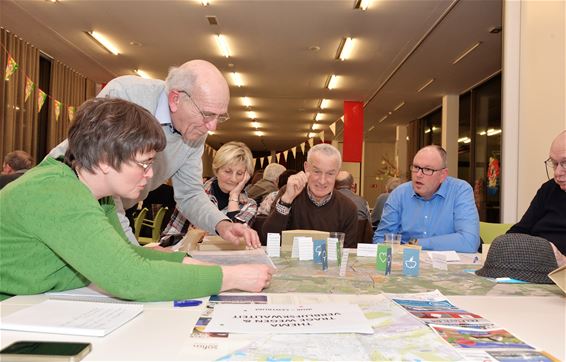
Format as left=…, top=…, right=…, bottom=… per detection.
left=0, top=299, right=143, bottom=337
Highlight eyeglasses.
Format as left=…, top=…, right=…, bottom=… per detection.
left=178, top=90, right=230, bottom=124
left=134, top=159, right=153, bottom=174
left=410, top=164, right=445, bottom=176
left=544, top=157, right=566, bottom=179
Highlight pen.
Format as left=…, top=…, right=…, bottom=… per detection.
left=174, top=299, right=203, bottom=307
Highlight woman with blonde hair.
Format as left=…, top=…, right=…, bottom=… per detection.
left=161, top=141, right=257, bottom=243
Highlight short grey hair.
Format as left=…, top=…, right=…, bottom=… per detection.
left=165, top=66, right=197, bottom=93
left=307, top=143, right=342, bottom=169
left=263, top=163, right=286, bottom=182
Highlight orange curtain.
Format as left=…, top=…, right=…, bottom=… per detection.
left=0, top=27, right=40, bottom=163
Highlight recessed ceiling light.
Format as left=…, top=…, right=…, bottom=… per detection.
left=252, top=121, right=260, bottom=129
left=201, top=0, right=210, bottom=6
left=134, top=69, right=151, bottom=79
left=255, top=131, right=264, bottom=137
left=216, top=34, right=231, bottom=58
left=231, top=72, right=243, bottom=87
left=129, top=41, right=142, bottom=47
left=353, top=0, right=371, bottom=11
left=416, top=78, right=435, bottom=93
left=326, top=75, right=338, bottom=90
left=320, top=99, right=330, bottom=109
left=85, top=31, right=119, bottom=55
left=247, top=111, right=257, bottom=119
left=315, top=113, right=323, bottom=121
left=335, top=37, right=354, bottom=61
left=242, top=97, right=252, bottom=108
left=452, top=42, right=482, bottom=65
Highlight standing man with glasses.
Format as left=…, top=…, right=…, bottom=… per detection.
left=507, top=130, right=566, bottom=263
left=50, top=60, right=260, bottom=248
left=373, top=145, right=479, bottom=252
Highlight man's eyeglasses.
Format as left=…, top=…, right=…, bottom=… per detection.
left=134, top=160, right=153, bottom=174
left=544, top=157, right=566, bottom=179
left=410, top=164, right=445, bottom=176
left=178, top=90, right=230, bottom=124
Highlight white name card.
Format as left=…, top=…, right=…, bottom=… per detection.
left=357, top=244, right=378, bottom=257
left=266, top=233, right=281, bottom=257
left=298, top=237, right=314, bottom=260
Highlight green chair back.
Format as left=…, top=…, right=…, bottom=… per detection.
left=139, top=207, right=169, bottom=245
left=133, top=208, right=148, bottom=239
left=479, top=221, right=513, bottom=244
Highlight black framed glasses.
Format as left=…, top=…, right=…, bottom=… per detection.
left=544, top=157, right=566, bottom=179
left=134, top=160, right=153, bottom=174
left=178, top=90, right=230, bottom=124
left=410, top=164, right=445, bottom=176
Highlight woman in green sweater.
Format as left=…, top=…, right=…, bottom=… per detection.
left=0, top=98, right=273, bottom=302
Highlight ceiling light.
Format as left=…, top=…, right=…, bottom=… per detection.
left=308, top=132, right=316, bottom=138
left=458, top=137, right=471, bottom=144
left=394, top=101, right=405, bottom=111
left=247, top=111, right=257, bottom=119
left=378, top=115, right=388, bottom=123
left=216, top=34, right=231, bottom=58
left=242, top=97, right=251, bottom=108
left=255, top=131, right=264, bottom=137
left=452, top=42, right=482, bottom=65
left=368, top=125, right=375, bottom=132
left=315, top=113, right=323, bottom=121
left=201, top=0, right=210, bottom=6
left=134, top=69, right=151, bottom=79
left=251, top=121, right=260, bottom=129
left=312, top=123, right=323, bottom=130
left=85, top=31, right=119, bottom=55
left=231, top=72, right=243, bottom=87
left=353, top=0, right=371, bottom=10
left=320, top=99, right=330, bottom=109
left=487, top=128, right=502, bottom=136
left=326, top=75, right=338, bottom=90
left=208, top=131, right=214, bottom=135
left=417, top=78, right=434, bottom=93
left=335, top=37, right=354, bottom=61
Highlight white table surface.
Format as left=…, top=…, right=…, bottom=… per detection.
left=1, top=293, right=564, bottom=361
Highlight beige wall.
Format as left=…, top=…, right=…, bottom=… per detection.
left=362, top=141, right=396, bottom=208
left=502, top=0, right=566, bottom=222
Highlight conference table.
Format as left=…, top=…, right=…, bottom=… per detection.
left=1, top=249, right=564, bottom=361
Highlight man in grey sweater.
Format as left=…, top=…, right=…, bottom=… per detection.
left=51, top=60, right=259, bottom=247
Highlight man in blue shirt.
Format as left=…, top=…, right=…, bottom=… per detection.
left=373, top=145, right=480, bottom=252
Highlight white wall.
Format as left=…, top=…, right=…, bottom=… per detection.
left=502, top=0, right=566, bottom=222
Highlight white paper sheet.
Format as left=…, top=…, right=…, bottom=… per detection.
left=357, top=243, right=378, bottom=257
left=204, top=303, right=374, bottom=334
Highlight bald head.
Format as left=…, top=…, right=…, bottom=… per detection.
left=335, top=171, right=354, bottom=190
left=166, top=60, right=229, bottom=103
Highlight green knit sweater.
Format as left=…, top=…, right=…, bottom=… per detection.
left=0, top=157, right=222, bottom=302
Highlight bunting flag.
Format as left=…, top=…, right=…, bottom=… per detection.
left=308, top=138, right=314, bottom=148
left=24, top=77, right=35, bottom=102
left=283, top=150, right=288, bottom=161
left=4, top=55, right=18, bottom=81
left=343, top=101, right=364, bottom=162
left=340, top=115, right=345, bottom=123
left=268, top=155, right=273, bottom=164
left=291, top=147, right=297, bottom=158
left=262, top=157, right=266, bottom=166
left=319, top=131, right=325, bottom=143
left=67, top=106, right=76, bottom=122
left=37, top=89, right=47, bottom=113
left=300, top=143, right=306, bottom=154
left=54, top=100, right=63, bottom=121
left=329, top=122, right=336, bottom=135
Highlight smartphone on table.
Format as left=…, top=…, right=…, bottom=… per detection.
left=0, top=341, right=91, bottom=362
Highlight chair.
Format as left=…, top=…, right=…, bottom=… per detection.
left=133, top=208, right=148, bottom=239
left=138, top=207, right=169, bottom=245
left=479, top=221, right=513, bottom=244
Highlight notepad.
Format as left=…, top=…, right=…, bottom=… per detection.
left=0, top=299, right=143, bottom=337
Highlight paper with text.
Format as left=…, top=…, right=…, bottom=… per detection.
left=204, top=303, right=373, bottom=334
left=0, top=299, right=143, bottom=337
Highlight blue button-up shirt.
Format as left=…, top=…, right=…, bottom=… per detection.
left=373, top=177, right=480, bottom=253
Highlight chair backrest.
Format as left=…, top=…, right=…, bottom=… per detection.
left=151, top=207, right=169, bottom=242
left=479, top=221, right=513, bottom=244
left=133, top=208, right=148, bottom=239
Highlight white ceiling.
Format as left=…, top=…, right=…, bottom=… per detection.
left=1, top=0, right=502, bottom=154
